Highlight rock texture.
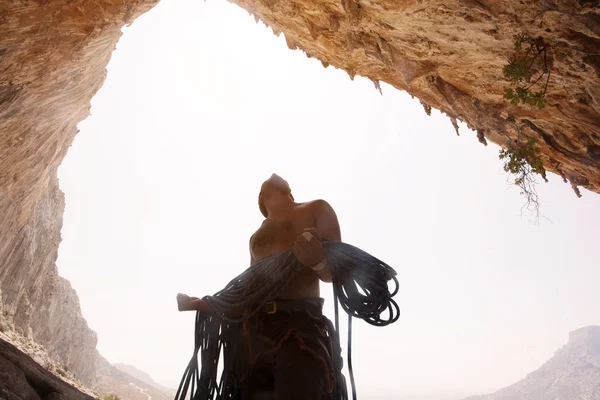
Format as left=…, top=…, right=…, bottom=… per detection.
left=0, top=0, right=599, bottom=397
left=0, top=330, right=173, bottom=400
left=0, top=0, right=159, bottom=389
left=464, top=326, right=600, bottom=400
left=229, top=0, right=600, bottom=194
left=0, top=338, right=94, bottom=400
left=0, top=177, right=101, bottom=385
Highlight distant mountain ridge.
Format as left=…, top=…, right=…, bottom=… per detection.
left=114, top=362, right=176, bottom=397
left=465, top=326, right=600, bottom=400
left=95, top=362, right=174, bottom=400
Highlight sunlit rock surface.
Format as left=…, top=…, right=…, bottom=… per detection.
left=0, top=0, right=598, bottom=397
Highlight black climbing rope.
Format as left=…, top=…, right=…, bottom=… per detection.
left=327, top=241, right=399, bottom=400
left=175, top=240, right=400, bottom=400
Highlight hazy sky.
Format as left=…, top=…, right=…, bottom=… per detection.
left=56, top=0, right=600, bottom=399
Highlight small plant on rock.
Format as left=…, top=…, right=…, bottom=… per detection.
left=503, top=34, right=551, bottom=110
left=499, top=124, right=548, bottom=220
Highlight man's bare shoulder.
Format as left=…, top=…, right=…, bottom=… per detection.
left=250, top=219, right=267, bottom=236
left=308, top=199, right=341, bottom=240
left=303, top=199, right=335, bottom=212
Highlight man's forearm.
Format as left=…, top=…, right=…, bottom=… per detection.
left=183, top=298, right=244, bottom=317
left=192, top=299, right=211, bottom=311
left=311, top=257, right=333, bottom=282
left=315, top=266, right=333, bottom=283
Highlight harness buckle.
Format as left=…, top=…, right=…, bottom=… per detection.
left=265, top=301, right=277, bottom=314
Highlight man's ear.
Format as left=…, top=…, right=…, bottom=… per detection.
left=258, top=193, right=268, bottom=218
left=289, top=192, right=295, bottom=201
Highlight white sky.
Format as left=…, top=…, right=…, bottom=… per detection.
left=56, top=0, right=600, bottom=399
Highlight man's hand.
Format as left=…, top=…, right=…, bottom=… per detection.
left=177, top=293, right=212, bottom=312
left=293, top=228, right=326, bottom=268
left=177, top=293, right=193, bottom=311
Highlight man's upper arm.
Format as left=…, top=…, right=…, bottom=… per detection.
left=249, top=235, right=255, bottom=265
left=314, top=200, right=341, bottom=241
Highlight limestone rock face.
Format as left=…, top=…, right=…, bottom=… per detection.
left=0, top=0, right=598, bottom=394
left=464, top=326, right=600, bottom=399
left=228, top=0, right=600, bottom=193
left=0, top=177, right=101, bottom=385
left=0, top=338, right=94, bottom=400
left=0, top=0, right=159, bottom=386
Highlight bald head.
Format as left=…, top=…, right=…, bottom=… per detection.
left=258, top=174, right=294, bottom=217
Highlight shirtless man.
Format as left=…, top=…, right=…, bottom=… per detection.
left=177, top=173, right=343, bottom=399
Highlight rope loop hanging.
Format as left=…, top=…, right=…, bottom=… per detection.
left=176, top=240, right=400, bottom=400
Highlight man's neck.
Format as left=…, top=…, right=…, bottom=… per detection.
left=266, top=200, right=295, bottom=220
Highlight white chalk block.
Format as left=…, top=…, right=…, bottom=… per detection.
left=303, top=231, right=314, bottom=242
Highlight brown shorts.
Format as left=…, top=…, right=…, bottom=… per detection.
left=235, top=298, right=343, bottom=400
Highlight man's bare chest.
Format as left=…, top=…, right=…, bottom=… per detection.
left=251, top=216, right=314, bottom=258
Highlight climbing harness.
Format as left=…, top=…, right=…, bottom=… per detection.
left=175, top=240, right=400, bottom=400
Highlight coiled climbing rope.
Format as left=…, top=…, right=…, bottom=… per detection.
left=175, top=240, right=399, bottom=400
